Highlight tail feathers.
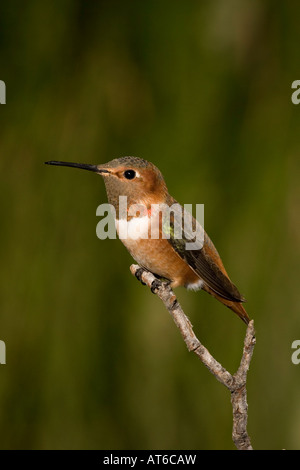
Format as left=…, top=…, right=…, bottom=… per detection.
left=227, top=300, right=250, bottom=325
left=202, top=284, right=250, bottom=325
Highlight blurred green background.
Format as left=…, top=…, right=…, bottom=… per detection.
left=0, top=0, right=300, bottom=450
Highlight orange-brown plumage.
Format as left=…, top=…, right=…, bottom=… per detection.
left=45, top=156, right=250, bottom=325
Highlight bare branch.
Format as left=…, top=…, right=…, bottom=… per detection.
left=130, top=264, right=256, bottom=450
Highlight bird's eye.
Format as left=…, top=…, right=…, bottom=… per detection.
left=124, top=169, right=136, bottom=180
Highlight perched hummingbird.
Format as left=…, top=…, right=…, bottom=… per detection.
left=45, top=157, right=250, bottom=324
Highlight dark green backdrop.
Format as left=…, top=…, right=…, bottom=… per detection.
left=0, top=0, right=300, bottom=449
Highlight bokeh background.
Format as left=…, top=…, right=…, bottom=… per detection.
left=0, top=0, right=300, bottom=450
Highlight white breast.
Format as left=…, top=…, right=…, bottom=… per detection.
left=115, top=216, right=150, bottom=240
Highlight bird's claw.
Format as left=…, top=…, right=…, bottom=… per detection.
left=151, top=278, right=162, bottom=294
left=135, top=267, right=146, bottom=285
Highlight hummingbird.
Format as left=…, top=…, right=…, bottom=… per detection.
left=45, top=156, right=250, bottom=325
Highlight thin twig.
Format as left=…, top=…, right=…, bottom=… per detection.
left=130, top=264, right=256, bottom=450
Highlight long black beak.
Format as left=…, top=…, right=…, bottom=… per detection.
left=44, top=160, right=110, bottom=174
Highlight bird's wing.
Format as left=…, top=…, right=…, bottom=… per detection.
left=161, top=204, right=245, bottom=302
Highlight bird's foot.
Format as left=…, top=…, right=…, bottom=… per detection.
left=135, top=267, right=146, bottom=285
left=150, top=278, right=162, bottom=294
